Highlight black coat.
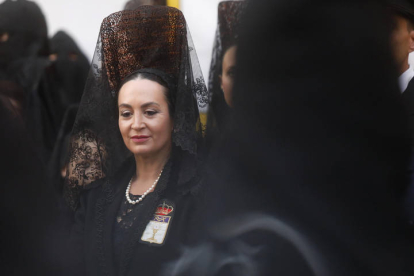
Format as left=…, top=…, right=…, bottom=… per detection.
left=71, top=157, right=201, bottom=276
left=403, top=79, right=414, bottom=222
left=403, top=78, right=414, bottom=144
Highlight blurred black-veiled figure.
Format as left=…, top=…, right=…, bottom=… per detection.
left=124, top=0, right=166, bottom=10
left=0, top=0, right=49, bottom=76
left=205, top=1, right=245, bottom=152
left=50, top=31, right=89, bottom=109
left=165, top=0, right=414, bottom=275
left=0, top=0, right=63, bottom=163
left=68, top=6, right=208, bottom=276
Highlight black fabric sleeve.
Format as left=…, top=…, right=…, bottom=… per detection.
left=65, top=192, right=88, bottom=276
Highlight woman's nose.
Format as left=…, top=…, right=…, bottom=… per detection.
left=131, top=113, right=144, bottom=129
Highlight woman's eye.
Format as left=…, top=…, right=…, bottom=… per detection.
left=120, top=111, right=132, bottom=117
left=145, top=110, right=158, bottom=116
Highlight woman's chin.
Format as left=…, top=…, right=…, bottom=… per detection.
left=130, top=148, right=153, bottom=156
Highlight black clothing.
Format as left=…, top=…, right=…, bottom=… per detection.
left=113, top=193, right=142, bottom=271
left=72, top=156, right=201, bottom=276
left=14, top=57, right=61, bottom=162
left=402, top=79, right=414, bottom=221
left=47, top=105, right=79, bottom=233
left=0, top=103, right=64, bottom=275
left=402, top=78, right=414, bottom=145
left=0, top=80, right=26, bottom=119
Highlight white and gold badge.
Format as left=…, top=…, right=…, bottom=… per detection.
left=141, top=201, right=174, bottom=245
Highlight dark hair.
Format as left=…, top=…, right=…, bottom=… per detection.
left=117, top=69, right=175, bottom=116
left=393, top=11, right=414, bottom=31
left=408, top=18, right=414, bottom=31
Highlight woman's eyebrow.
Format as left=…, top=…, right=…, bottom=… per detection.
left=118, top=103, right=132, bottom=108
left=141, top=102, right=160, bottom=108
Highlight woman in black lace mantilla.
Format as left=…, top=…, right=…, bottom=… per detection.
left=205, top=1, right=246, bottom=150
left=69, top=6, right=208, bottom=276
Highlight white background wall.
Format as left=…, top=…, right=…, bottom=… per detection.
left=0, top=0, right=223, bottom=80
left=7, top=0, right=413, bottom=75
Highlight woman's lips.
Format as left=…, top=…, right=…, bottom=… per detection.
left=131, top=135, right=150, bottom=143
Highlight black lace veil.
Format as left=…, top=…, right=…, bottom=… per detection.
left=206, top=1, right=246, bottom=141
left=64, top=6, right=208, bottom=210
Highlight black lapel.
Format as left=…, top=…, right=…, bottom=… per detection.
left=95, top=161, right=135, bottom=276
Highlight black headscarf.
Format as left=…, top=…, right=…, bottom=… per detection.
left=166, top=0, right=414, bottom=275
left=64, top=6, right=208, bottom=210
left=50, top=31, right=90, bottom=109
left=0, top=0, right=49, bottom=73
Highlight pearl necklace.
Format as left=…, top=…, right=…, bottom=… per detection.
left=126, top=169, right=163, bottom=205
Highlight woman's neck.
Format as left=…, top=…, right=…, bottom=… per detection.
left=133, top=145, right=171, bottom=182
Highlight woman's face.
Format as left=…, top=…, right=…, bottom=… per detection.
left=220, top=45, right=237, bottom=107
left=118, top=78, right=173, bottom=157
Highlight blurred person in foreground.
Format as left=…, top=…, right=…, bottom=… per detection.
left=0, top=102, right=64, bottom=274
left=163, top=0, right=414, bottom=275
left=387, top=0, right=414, bottom=223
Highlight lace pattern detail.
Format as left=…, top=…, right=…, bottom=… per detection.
left=116, top=194, right=142, bottom=230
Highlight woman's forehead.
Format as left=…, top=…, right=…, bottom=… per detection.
left=118, top=79, right=167, bottom=104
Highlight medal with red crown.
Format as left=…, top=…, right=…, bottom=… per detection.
left=141, top=200, right=175, bottom=245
